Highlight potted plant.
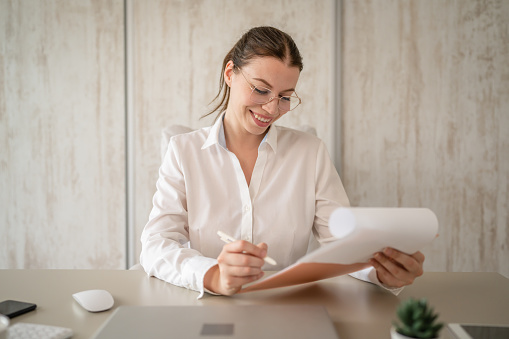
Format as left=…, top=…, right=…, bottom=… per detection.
left=391, top=297, right=444, bottom=339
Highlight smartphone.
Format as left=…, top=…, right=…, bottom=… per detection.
left=0, top=300, right=37, bottom=318
left=448, top=323, right=509, bottom=339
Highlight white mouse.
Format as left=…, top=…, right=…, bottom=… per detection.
left=72, top=289, right=114, bottom=312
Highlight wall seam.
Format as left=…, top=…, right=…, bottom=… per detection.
left=333, top=0, right=343, bottom=175
left=124, top=0, right=135, bottom=269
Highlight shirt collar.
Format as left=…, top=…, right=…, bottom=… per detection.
left=201, top=112, right=278, bottom=153
left=201, top=113, right=224, bottom=150
left=263, top=122, right=277, bottom=153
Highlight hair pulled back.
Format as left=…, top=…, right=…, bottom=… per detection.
left=203, top=26, right=303, bottom=120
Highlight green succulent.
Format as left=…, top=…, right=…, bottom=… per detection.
left=393, top=298, right=444, bottom=339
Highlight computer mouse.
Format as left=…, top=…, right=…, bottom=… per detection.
left=72, top=289, right=114, bottom=313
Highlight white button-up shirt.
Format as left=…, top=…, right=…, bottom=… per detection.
left=140, top=115, right=396, bottom=297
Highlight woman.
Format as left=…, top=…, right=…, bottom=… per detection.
left=140, top=26, right=424, bottom=297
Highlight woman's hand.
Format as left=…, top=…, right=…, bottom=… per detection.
left=369, top=248, right=425, bottom=288
left=204, top=240, right=267, bottom=296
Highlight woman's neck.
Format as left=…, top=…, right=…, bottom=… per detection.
left=223, top=114, right=267, bottom=152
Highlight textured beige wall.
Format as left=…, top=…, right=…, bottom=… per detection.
left=342, top=0, right=509, bottom=277
left=3, top=0, right=507, bottom=278
left=0, top=0, right=126, bottom=269
left=131, top=0, right=336, bottom=260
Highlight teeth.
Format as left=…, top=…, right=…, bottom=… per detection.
left=254, top=113, right=270, bottom=123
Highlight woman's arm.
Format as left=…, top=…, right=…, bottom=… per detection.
left=311, top=141, right=424, bottom=291
left=139, top=137, right=217, bottom=297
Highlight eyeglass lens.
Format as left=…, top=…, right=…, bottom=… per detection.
left=250, top=87, right=300, bottom=111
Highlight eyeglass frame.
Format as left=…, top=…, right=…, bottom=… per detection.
left=234, top=66, right=302, bottom=112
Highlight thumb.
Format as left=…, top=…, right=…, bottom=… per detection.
left=257, top=242, right=268, bottom=257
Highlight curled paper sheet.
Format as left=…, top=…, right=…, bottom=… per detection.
left=240, top=207, right=438, bottom=293
left=303, top=207, right=439, bottom=265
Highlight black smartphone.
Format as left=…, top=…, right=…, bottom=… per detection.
left=0, top=300, right=37, bottom=318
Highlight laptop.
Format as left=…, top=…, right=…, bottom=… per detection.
left=93, top=304, right=339, bottom=339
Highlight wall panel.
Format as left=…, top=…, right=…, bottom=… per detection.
left=131, top=0, right=335, bottom=261
left=0, top=0, right=126, bottom=269
left=342, top=0, right=509, bottom=277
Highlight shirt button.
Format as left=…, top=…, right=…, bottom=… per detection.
left=244, top=205, right=251, bottom=212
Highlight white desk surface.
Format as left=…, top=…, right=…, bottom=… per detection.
left=1, top=270, right=508, bottom=339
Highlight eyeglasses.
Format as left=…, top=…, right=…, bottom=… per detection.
left=237, top=68, right=301, bottom=112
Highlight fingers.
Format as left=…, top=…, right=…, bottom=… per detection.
left=257, top=242, right=268, bottom=253
left=213, top=241, right=268, bottom=295
left=217, top=252, right=265, bottom=275
left=384, top=248, right=425, bottom=275
left=218, top=270, right=265, bottom=296
left=411, top=251, right=425, bottom=265
left=221, top=240, right=267, bottom=266
left=203, top=264, right=264, bottom=296
left=369, top=248, right=425, bottom=288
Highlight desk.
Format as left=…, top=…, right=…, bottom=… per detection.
left=1, top=270, right=508, bottom=338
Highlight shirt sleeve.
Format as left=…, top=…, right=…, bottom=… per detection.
left=139, top=137, right=217, bottom=298
left=312, top=141, right=350, bottom=242
left=349, top=267, right=404, bottom=295
left=311, top=141, right=404, bottom=295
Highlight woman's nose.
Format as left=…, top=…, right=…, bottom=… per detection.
left=262, top=98, right=279, bottom=115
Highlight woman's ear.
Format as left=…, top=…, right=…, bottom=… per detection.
left=224, top=60, right=235, bottom=87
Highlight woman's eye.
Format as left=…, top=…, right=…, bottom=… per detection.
left=254, top=87, right=270, bottom=95
left=281, top=96, right=291, bottom=102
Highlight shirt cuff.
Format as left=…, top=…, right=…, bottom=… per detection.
left=182, top=256, right=218, bottom=299
left=197, top=261, right=220, bottom=299
left=349, top=267, right=404, bottom=296
left=201, top=263, right=220, bottom=297
left=203, top=287, right=221, bottom=297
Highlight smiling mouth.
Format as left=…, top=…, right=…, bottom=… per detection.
left=252, top=112, right=271, bottom=123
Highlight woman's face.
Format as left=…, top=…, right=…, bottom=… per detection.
left=224, top=56, right=300, bottom=138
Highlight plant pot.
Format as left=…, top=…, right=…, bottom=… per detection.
left=390, top=326, right=439, bottom=339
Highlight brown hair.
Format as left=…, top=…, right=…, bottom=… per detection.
left=202, top=26, right=303, bottom=120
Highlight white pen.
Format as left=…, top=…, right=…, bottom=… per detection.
left=217, top=231, right=277, bottom=266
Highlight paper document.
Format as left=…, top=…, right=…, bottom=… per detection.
left=240, top=207, right=438, bottom=293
